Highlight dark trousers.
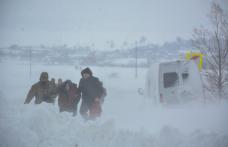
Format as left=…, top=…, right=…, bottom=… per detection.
left=80, top=100, right=90, bottom=119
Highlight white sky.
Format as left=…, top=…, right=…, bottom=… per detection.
left=0, top=0, right=227, bottom=49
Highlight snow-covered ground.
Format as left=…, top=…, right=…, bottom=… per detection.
left=0, top=60, right=228, bottom=147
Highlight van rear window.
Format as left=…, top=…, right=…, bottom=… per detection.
left=182, top=73, right=189, bottom=83
left=163, top=72, right=179, bottom=88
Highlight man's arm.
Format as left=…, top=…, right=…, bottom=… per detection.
left=24, top=86, right=36, bottom=104
left=78, top=78, right=83, bottom=96
left=49, top=84, right=58, bottom=99
left=93, top=77, right=105, bottom=99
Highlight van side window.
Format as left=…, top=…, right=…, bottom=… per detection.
left=163, top=72, right=179, bottom=88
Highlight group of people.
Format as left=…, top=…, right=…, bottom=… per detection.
left=24, top=67, right=106, bottom=120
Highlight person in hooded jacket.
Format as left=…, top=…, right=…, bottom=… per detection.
left=78, top=67, right=106, bottom=120
left=58, top=80, right=80, bottom=116
left=24, top=72, right=58, bottom=104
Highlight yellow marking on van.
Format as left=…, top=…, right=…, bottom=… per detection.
left=185, top=52, right=203, bottom=71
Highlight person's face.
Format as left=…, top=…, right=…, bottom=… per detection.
left=40, top=74, right=48, bottom=82
left=82, top=73, right=90, bottom=79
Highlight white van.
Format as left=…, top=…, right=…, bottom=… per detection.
left=145, top=60, right=204, bottom=104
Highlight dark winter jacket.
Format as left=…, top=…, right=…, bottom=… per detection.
left=78, top=76, right=104, bottom=105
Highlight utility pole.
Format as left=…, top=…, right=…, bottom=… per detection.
left=135, top=42, right=138, bottom=78
left=29, top=48, right=32, bottom=79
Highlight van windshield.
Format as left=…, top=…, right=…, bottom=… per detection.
left=163, top=72, right=179, bottom=88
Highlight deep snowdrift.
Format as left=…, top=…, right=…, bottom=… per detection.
left=0, top=61, right=228, bottom=147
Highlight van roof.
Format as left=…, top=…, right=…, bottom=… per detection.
left=159, top=60, right=189, bottom=73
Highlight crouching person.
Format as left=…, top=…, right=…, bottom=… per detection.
left=24, top=72, right=58, bottom=104
left=58, top=80, right=80, bottom=116
left=79, top=67, right=106, bottom=120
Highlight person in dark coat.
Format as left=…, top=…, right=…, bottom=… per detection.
left=24, top=72, right=58, bottom=104
left=58, top=80, right=80, bottom=116
left=78, top=67, right=106, bottom=120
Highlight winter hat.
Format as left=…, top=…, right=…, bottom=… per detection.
left=81, top=67, right=92, bottom=76
left=64, top=80, right=72, bottom=85
left=40, top=72, right=49, bottom=82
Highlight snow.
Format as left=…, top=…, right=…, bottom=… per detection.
left=0, top=60, right=228, bottom=147
left=109, top=57, right=147, bottom=65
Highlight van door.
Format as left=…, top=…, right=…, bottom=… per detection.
left=159, top=62, right=180, bottom=103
